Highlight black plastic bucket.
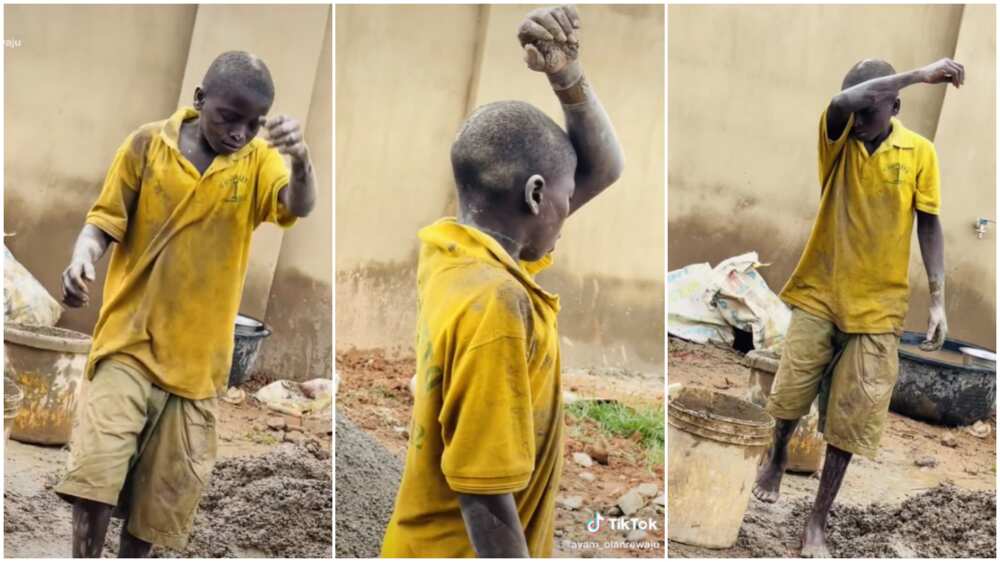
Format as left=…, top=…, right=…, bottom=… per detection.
left=228, top=314, right=272, bottom=388
left=890, top=331, right=996, bottom=426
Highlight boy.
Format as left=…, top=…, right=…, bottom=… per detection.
left=753, top=57, right=964, bottom=557
left=380, top=5, right=624, bottom=557
left=56, top=51, right=317, bottom=557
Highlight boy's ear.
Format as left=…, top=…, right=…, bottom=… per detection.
left=892, top=97, right=901, bottom=116
left=193, top=86, right=206, bottom=110
left=524, top=174, right=545, bottom=216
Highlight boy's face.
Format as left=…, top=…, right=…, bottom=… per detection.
left=195, top=86, right=272, bottom=155
left=522, top=171, right=575, bottom=262
left=851, top=96, right=898, bottom=142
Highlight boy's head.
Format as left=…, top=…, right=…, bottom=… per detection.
left=842, top=59, right=899, bottom=142
left=193, top=51, right=275, bottom=155
left=451, top=101, right=577, bottom=261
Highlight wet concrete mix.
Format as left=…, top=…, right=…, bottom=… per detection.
left=734, top=484, right=995, bottom=558
left=4, top=443, right=331, bottom=558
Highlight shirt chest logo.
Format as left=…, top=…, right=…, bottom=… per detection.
left=883, top=162, right=909, bottom=186
left=222, top=174, right=248, bottom=203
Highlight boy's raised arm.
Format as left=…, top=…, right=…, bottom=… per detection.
left=519, top=5, right=624, bottom=214
left=826, top=58, right=964, bottom=140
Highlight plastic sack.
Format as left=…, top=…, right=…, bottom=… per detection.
left=4, top=244, right=61, bottom=327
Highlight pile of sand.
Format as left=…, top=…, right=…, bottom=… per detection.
left=335, top=414, right=403, bottom=558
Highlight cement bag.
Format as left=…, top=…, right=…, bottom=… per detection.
left=667, top=262, right=732, bottom=346
left=4, top=244, right=62, bottom=327
left=709, top=252, right=790, bottom=352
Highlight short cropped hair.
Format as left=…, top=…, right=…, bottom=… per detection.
left=842, top=59, right=896, bottom=90
left=451, top=101, right=576, bottom=200
left=202, top=51, right=275, bottom=102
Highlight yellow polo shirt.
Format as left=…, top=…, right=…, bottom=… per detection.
left=381, top=218, right=563, bottom=557
left=85, top=107, right=296, bottom=399
left=780, top=112, right=941, bottom=334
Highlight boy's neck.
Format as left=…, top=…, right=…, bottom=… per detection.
left=457, top=209, right=524, bottom=261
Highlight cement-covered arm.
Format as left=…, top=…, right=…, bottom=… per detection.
left=458, top=492, right=530, bottom=557
left=265, top=115, right=317, bottom=217
left=62, top=225, right=113, bottom=308
left=916, top=210, right=947, bottom=351
left=827, top=58, right=964, bottom=140
left=518, top=5, right=624, bottom=214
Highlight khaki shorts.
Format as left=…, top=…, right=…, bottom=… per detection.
left=766, top=308, right=899, bottom=459
left=55, top=358, right=217, bottom=549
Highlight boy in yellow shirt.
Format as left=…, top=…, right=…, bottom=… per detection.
left=56, top=51, right=317, bottom=557
left=753, top=57, right=964, bottom=557
left=380, top=5, right=623, bottom=557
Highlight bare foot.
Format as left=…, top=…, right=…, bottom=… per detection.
left=752, top=461, right=784, bottom=503
left=800, top=519, right=832, bottom=558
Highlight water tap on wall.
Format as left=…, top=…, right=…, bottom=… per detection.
left=974, top=217, right=995, bottom=239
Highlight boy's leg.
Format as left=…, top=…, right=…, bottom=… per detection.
left=55, top=360, right=157, bottom=558
left=754, top=308, right=836, bottom=502
left=801, top=332, right=898, bottom=556
left=118, top=527, right=153, bottom=558
left=123, top=394, right=218, bottom=550
left=72, top=500, right=114, bottom=558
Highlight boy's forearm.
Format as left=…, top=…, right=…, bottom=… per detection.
left=831, top=69, right=924, bottom=114
left=72, top=224, right=113, bottom=265
left=548, top=60, right=624, bottom=213
left=916, top=211, right=945, bottom=305
left=281, top=152, right=317, bottom=217
left=458, top=492, right=529, bottom=557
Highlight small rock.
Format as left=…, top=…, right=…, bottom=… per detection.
left=284, top=429, right=307, bottom=445
left=618, top=488, right=646, bottom=516
left=579, top=471, right=596, bottom=483
left=407, top=374, right=417, bottom=397
left=636, top=483, right=658, bottom=497
left=915, top=456, right=937, bottom=468
left=557, top=495, right=583, bottom=510
left=266, top=416, right=287, bottom=431
left=554, top=528, right=563, bottom=537
left=607, top=505, right=623, bottom=517
left=964, top=466, right=978, bottom=476
left=966, top=420, right=991, bottom=439
left=626, top=529, right=648, bottom=542
left=563, top=390, right=579, bottom=404
left=587, top=446, right=609, bottom=465
left=572, top=452, right=593, bottom=467
left=652, top=494, right=665, bottom=506
left=941, top=433, right=958, bottom=448
left=393, top=426, right=409, bottom=438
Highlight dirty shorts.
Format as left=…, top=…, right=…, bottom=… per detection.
left=54, top=357, right=217, bottom=549
left=766, top=307, right=899, bottom=460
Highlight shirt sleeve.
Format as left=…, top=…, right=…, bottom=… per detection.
left=254, top=146, right=297, bottom=228
left=914, top=142, right=941, bottom=215
left=85, top=131, right=147, bottom=242
left=818, top=109, right=854, bottom=189
left=438, top=284, right=535, bottom=494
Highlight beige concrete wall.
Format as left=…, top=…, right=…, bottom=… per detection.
left=5, top=5, right=334, bottom=379
left=908, top=5, right=996, bottom=346
left=258, top=10, right=334, bottom=380
left=4, top=5, right=197, bottom=333
left=668, top=5, right=995, bottom=348
left=336, top=5, right=665, bottom=371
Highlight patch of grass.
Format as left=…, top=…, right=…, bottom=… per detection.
left=567, top=400, right=664, bottom=465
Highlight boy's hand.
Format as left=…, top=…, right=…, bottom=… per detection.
left=518, top=5, right=580, bottom=74
left=62, top=258, right=96, bottom=308
left=262, top=115, right=309, bottom=161
left=920, top=303, right=948, bottom=351
left=918, top=58, right=965, bottom=88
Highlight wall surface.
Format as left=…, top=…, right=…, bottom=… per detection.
left=336, top=5, right=665, bottom=371
left=668, top=5, right=995, bottom=348
left=5, top=4, right=333, bottom=380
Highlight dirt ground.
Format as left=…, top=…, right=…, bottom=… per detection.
left=335, top=348, right=665, bottom=558
left=3, top=381, right=333, bottom=558
left=666, top=337, right=997, bottom=558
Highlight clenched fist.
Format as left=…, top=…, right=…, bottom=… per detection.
left=517, top=5, right=581, bottom=74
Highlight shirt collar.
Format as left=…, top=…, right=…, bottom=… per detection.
left=886, top=117, right=915, bottom=149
